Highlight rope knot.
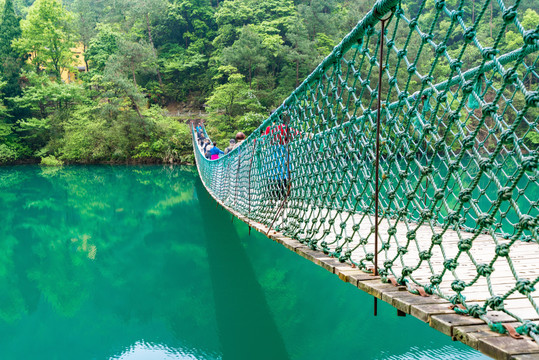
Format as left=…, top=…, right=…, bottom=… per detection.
left=437, top=93, right=448, bottom=103
left=525, top=91, right=539, bottom=107
left=398, top=246, right=408, bottom=255
left=516, top=321, right=538, bottom=337
left=434, top=190, right=444, bottom=200
left=481, top=103, right=498, bottom=117
left=503, top=69, right=518, bottom=84
left=419, top=251, right=432, bottom=260
left=481, top=47, right=499, bottom=60
left=516, top=279, right=535, bottom=295
left=497, top=186, right=512, bottom=201
left=398, top=91, right=409, bottom=101
left=495, top=243, right=510, bottom=257
left=430, top=274, right=442, bottom=285
left=445, top=210, right=460, bottom=224
left=450, top=60, right=462, bottom=71
left=502, top=7, right=518, bottom=23
left=444, top=258, right=458, bottom=271
left=422, top=75, right=433, bottom=85
left=517, top=214, right=536, bottom=230
left=500, top=129, right=515, bottom=144
left=435, top=43, right=447, bottom=54
left=477, top=263, right=493, bottom=276
left=451, top=10, right=462, bottom=21
left=522, top=156, right=538, bottom=172
left=523, top=29, right=538, bottom=45
left=401, top=266, right=413, bottom=276
left=486, top=296, right=504, bottom=310
left=451, top=280, right=466, bottom=292
left=431, top=234, right=443, bottom=245
left=421, top=33, right=433, bottom=44
left=458, top=239, right=473, bottom=251
left=462, top=80, right=475, bottom=94
left=468, top=304, right=486, bottom=318
left=435, top=0, right=445, bottom=10
left=448, top=160, right=459, bottom=171
left=421, top=208, right=433, bottom=219
left=458, top=189, right=472, bottom=202
left=478, top=213, right=494, bottom=227
left=406, top=231, right=416, bottom=240
left=464, top=27, right=476, bottom=42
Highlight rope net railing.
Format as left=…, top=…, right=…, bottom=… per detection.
left=193, top=0, right=539, bottom=340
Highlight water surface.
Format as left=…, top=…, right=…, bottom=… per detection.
left=0, top=165, right=488, bottom=359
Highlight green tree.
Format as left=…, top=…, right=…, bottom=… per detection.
left=222, top=26, right=268, bottom=88
left=13, top=0, right=76, bottom=80
left=284, top=18, right=317, bottom=87
left=206, top=72, right=264, bottom=135
left=0, top=0, right=23, bottom=99
left=85, top=24, right=120, bottom=73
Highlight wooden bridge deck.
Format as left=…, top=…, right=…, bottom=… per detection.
left=271, top=206, right=539, bottom=322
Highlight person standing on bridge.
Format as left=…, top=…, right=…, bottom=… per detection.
left=231, top=132, right=246, bottom=150
left=264, top=123, right=293, bottom=201
left=197, top=127, right=205, bottom=146
left=208, top=142, right=225, bottom=160
left=224, top=139, right=236, bottom=154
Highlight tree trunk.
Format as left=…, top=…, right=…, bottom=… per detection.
left=128, top=94, right=145, bottom=126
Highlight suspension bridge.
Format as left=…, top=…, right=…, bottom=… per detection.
left=192, top=0, right=539, bottom=358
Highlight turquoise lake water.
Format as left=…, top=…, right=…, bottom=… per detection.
left=0, top=165, right=489, bottom=360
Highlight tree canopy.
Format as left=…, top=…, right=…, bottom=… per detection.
left=0, top=0, right=537, bottom=164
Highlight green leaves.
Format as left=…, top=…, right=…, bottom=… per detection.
left=13, top=0, right=76, bottom=80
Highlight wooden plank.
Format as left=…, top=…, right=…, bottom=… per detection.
left=386, top=292, right=447, bottom=315
left=411, top=303, right=457, bottom=323
left=479, top=335, right=539, bottom=360
left=347, top=272, right=379, bottom=287
left=430, top=314, right=486, bottom=336
left=453, top=324, right=504, bottom=350
left=356, top=279, right=406, bottom=299
left=510, top=354, right=539, bottom=360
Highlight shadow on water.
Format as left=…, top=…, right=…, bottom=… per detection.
left=195, top=179, right=290, bottom=360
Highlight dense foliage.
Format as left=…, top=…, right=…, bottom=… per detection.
left=0, top=0, right=537, bottom=163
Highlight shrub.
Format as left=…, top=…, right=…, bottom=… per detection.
left=40, top=155, right=64, bottom=166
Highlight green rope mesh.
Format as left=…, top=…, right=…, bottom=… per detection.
left=194, top=0, right=539, bottom=340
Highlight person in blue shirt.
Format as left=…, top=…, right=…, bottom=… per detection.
left=208, top=142, right=224, bottom=160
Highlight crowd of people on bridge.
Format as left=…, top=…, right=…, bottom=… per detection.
left=194, top=120, right=298, bottom=203
left=195, top=123, right=246, bottom=160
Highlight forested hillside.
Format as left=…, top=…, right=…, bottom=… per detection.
left=0, top=0, right=537, bottom=164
